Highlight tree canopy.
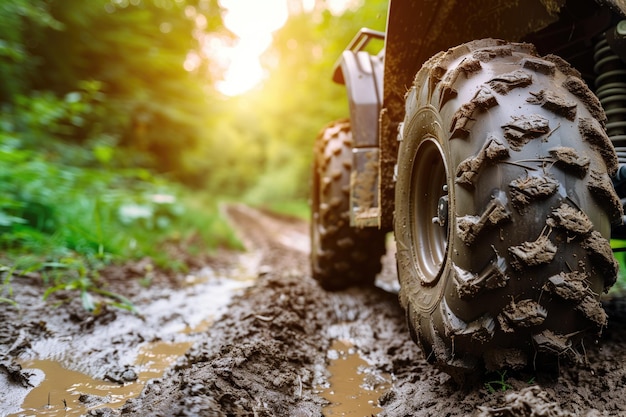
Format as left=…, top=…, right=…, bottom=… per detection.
left=0, top=0, right=389, bottom=197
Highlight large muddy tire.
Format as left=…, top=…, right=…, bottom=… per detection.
left=310, top=120, right=387, bottom=290
left=395, top=39, right=623, bottom=381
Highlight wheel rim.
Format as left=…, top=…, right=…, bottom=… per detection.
left=409, top=136, right=449, bottom=285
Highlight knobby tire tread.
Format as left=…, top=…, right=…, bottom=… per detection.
left=395, top=39, right=622, bottom=381
left=311, top=120, right=386, bottom=290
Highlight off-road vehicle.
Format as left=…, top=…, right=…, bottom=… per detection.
left=310, top=0, right=626, bottom=381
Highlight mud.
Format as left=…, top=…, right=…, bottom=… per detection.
left=508, top=234, right=557, bottom=270
left=547, top=203, right=593, bottom=235
left=587, top=170, right=624, bottom=225
left=579, top=117, right=619, bottom=175
left=548, top=146, right=590, bottom=177
left=2, top=204, right=626, bottom=416
left=502, top=113, right=550, bottom=151
left=509, top=174, right=559, bottom=210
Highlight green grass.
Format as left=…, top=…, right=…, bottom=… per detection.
left=0, top=140, right=241, bottom=310
left=484, top=370, right=513, bottom=393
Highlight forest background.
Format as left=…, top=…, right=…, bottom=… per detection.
left=0, top=0, right=387, bottom=307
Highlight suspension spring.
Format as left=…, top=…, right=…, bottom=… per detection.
left=594, top=35, right=626, bottom=164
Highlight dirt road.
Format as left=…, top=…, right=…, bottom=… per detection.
left=2, top=204, right=626, bottom=416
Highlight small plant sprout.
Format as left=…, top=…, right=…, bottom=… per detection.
left=484, top=370, right=513, bottom=394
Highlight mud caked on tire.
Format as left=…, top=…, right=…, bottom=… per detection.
left=311, top=120, right=387, bottom=290
left=395, top=39, right=623, bottom=380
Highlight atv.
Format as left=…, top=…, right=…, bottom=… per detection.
left=310, top=0, right=626, bottom=382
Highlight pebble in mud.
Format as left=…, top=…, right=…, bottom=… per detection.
left=87, top=409, right=117, bottom=416
left=121, top=367, right=138, bottom=382
left=104, top=366, right=138, bottom=384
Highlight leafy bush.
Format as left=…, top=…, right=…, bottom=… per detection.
left=0, top=141, right=239, bottom=309
left=0, top=89, right=239, bottom=310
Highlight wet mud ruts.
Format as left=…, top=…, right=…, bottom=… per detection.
left=2, top=205, right=626, bottom=416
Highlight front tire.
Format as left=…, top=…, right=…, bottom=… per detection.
left=395, top=39, right=622, bottom=380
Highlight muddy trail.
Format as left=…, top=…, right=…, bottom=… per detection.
left=2, top=204, right=626, bottom=416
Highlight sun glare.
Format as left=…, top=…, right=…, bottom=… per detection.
left=216, top=0, right=288, bottom=96
left=213, top=0, right=360, bottom=96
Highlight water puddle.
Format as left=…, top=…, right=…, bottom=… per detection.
left=318, top=340, right=391, bottom=416
left=9, top=340, right=192, bottom=416
left=3, top=265, right=254, bottom=416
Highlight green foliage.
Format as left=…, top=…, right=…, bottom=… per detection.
left=0, top=140, right=234, bottom=258
left=9, top=81, right=107, bottom=147
left=0, top=0, right=61, bottom=101
left=0, top=0, right=240, bottom=310
left=41, top=257, right=136, bottom=312
left=0, top=138, right=239, bottom=308
left=0, top=264, right=19, bottom=307
left=0, top=0, right=391, bottom=203
left=0, top=94, right=239, bottom=309
left=5, top=0, right=227, bottom=183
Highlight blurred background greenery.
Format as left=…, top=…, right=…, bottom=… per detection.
left=0, top=0, right=387, bottom=306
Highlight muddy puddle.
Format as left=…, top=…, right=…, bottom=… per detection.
left=2, top=266, right=254, bottom=416
left=2, top=257, right=394, bottom=416
left=318, top=339, right=392, bottom=416
left=11, top=340, right=193, bottom=416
